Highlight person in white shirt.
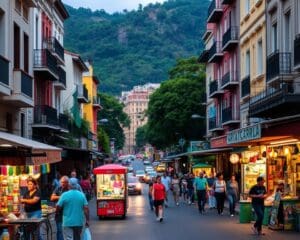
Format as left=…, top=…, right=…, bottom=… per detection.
left=161, top=172, right=171, bottom=207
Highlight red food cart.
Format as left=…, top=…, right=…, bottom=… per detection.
left=93, top=164, right=127, bottom=219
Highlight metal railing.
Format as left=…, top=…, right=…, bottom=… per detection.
left=77, top=84, right=88, bottom=101
left=209, top=80, right=218, bottom=96
left=222, top=27, right=239, bottom=48
left=221, top=71, right=238, bottom=87
left=57, top=66, right=66, bottom=87
left=21, top=71, right=33, bottom=98
left=208, top=41, right=222, bottom=61
left=266, top=51, right=291, bottom=81
left=34, top=105, right=58, bottom=126
left=0, top=55, right=9, bottom=85
left=207, top=0, right=222, bottom=19
left=33, top=49, right=58, bottom=77
left=294, top=34, right=300, bottom=67
left=44, top=37, right=64, bottom=61
left=93, top=96, right=101, bottom=105
left=208, top=117, right=222, bottom=130
left=59, top=113, right=69, bottom=130
left=241, top=75, right=250, bottom=97
left=222, top=107, right=237, bottom=123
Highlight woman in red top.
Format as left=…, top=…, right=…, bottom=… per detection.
left=152, top=176, right=166, bottom=222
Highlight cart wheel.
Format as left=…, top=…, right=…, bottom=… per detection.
left=121, top=214, right=126, bottom=219
left=98, top=216, right=103, bottom=220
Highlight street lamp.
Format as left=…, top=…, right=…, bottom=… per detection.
left=98, top=118, right=109, bottom=124
left=191, top=114, right=206, bottom=119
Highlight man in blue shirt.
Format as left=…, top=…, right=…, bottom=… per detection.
left=56, top=178, right=89, bottom=240
left=194, top=171, right=208, bottom=214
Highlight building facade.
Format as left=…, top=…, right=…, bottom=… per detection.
left=121, top=83, right=160, bottom=154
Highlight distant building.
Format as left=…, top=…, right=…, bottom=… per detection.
left=120, top=83, right=160, bottom=154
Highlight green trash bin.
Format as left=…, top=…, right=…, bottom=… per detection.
left=239, top=201, right=252, bottom=223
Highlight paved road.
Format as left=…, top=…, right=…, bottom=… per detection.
left=88, top=185, right=299, bottom=240
left=131, top=159, right=144, bottom=172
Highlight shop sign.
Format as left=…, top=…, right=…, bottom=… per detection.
left=189, top=141, right=210, bottom=152
left=227, top=124, right=261, bottom=144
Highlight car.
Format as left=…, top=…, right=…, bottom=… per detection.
left=143, top=160, right=151, bottom=166
left=127, top=176, right=142, bottom=195
left=135, top=170, right=146, bottom=182
left=144, top=171, right=157, bottom=183
left=127, top=166, right=134, bottom=173
left=145, top=166, right=154, bottom=173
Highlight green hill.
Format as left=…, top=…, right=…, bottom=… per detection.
left=64, top=0, right=210, bottom=95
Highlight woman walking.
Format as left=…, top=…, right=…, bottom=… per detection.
left=213, top=172, right=226, bottom=215
left=171, top=174, right=180, bottom=206
left=227, top=174, right=239, bottom=216
left=152, top=176, right=166, bottom=222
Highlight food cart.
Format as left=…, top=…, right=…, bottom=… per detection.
left=192, top=163, right=213, bottom=177
left=93, top=164, right=128, bottom=219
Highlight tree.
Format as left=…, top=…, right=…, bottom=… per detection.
left=135, top=125, right=148, bottom=151
left=98, top=127, right=110, bottom=154
left=146, top=57, right=206, bottom=149
left=97, top=93, right=130, bottom=151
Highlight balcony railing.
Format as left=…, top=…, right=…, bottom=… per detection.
left=222, top=107, right=239, bottom=124
left=222, top=0, right=234, bottom=4
left=208, top=117, right=223, bottom=130
left=294, top=34, right=300, bottom=68
left=222, top=27, right=239, bottom=51
left=54, top=66, right=66, bottom=89
left=208, top=41, right=223, bottom=63
left=44, top=37, right=64, bottom=62
left=241, top=75, right=250, bottom=98
left=266, top=51, right=291, bottom=82
left=33, top=49, right=58, bottom=79
left=198, top=50, right=209, bottom=63
left=221, top=71, right=238, bottom=89
left=77, top=84, right=89, bottom=103
left=59, top=113, right=69, bottom=130
left=0, top=55, right=9, bottom=85
left=207, top=0, right=223, bottom=23
left=209, top=80, right=218, bottom=96
left=92, top=96, right=101, bottom=106
left=249, top=81, right=300, bottom=118
left=21, top=71, right=33, bottom=98
left=34, top=105, right=58, bottom=126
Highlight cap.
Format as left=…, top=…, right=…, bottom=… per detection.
left=257, top=176, right=265, bottom=182
left=69, top=177, right=78, bottom=187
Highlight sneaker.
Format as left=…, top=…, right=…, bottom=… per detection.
left=159, top=218, right=163, bottom=222
left=188, top=201, right=191, bottom=205
left=230, top=214, right=234, bottom=217
left=156, top=217, right=160, bottom=221
left=176, top=202, right=179, bottom=206
left=251, top=226, right=258, bottom=235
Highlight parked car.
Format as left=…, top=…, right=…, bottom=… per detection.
left=145, top=166, right=154, bottom=173
left=135, top=170, right=146, bottom=182
left=144, top=171, right=157, bottom=183
left=127, top=176, right=142, bottom=195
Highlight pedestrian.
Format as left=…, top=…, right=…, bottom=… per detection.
left=148, top=177, right=155, bottom=211
left=226, top=174, right=239, bottom=217
left=52, top=172, right=61, bottom=191
left=70, top=170, right=83, bottom=191
left=152, top=176, right=166, bottom=222
left=213, top=172, right=226, bottom=215
left=269, top=182, right=284, bottom=230
left=194, top=171, right=208, bottom=214
left=50, top=176, right=70, bottom=240
left=56, top=177, right=89, bottom=240
left=80, top=173, right=92, bottom=201
left=187, top=173, right=195, bottom=205
left=207, top=173, right=216, bottom=209
left=249, top=176, right=267, bottom=235
left=161, top=172, right=171, bottom=207
left=181, top=175, right=188, bottom=203
left=171, top=174, right=180, bottom=206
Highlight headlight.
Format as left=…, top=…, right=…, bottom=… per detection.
left=136, top=183, right=142, bottom=189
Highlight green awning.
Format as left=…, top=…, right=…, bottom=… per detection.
left=192, top=163, right=212, bottom=168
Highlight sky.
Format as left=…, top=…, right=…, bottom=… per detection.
left=62, top=0, right=167, bottom=13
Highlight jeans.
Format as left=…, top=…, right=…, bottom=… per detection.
left=26, top=210, right=42, bottom=240
left=187, top=188, right=194, bottom=203
left=63, top=226, right=83, bottom=240
left=252, top=204, right=265, bottom=232
left=148, top=194, right=154, bottom=210
left=56, top=221, right=64, bottom=240
left=196, top=190, right=206, bottom=213
left=227, top=194, right=237, bottom=215
left=214, top=192, right=225, bottom=214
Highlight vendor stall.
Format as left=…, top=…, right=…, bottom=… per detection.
left=192, top=163, right=213, bottom=177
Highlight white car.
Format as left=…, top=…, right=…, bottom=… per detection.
left=135, top=170, right=146, bottom=182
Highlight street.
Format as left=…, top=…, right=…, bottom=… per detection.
left=88, top=184, right=299, bottom=240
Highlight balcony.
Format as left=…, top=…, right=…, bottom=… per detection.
left=77, top=84, right=89, bottom=103
left=222, top=107, right=240, bottom=125
left=208, top=41, right=223, bottom=63
left=0, top=55, right=10, bottom=96
left=241, top=75, right=250, bottom=99
left=208, top=117, right=223, bottom=132
left=3, top=70, right=33, bottom=107
left=44, top=37, right=64, bottom=64
left=222, top=27, right=239, bottom=51
left=249, top=81, right=300, bottom=118
left=59, top=113, right=69, bottom=132
left=266, top=51, right=292, bottom=83
left=92, top=96, right=102, bottom=109
left=207, top=0, right=223, bottom=23
left=53, top=66, right=66, bottom=90
left=33, top=49, right=58, bottom=80
left=209, top=80, right=224, bottom=98
left=294, top=34, right=300, bottom=69
left=33, top=105, right=59, bottom=129
left=198, top=50, right=209, bottom=63
left=222, top=0, right=235, bottom=4
left=202, top=24, right=214, bottom=41
left=221, top=71, right=239, bottom=90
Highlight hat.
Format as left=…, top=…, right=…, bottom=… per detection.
left=257, top=176, right=265, bottom=182
left=69, top=177, right=78, bottom=187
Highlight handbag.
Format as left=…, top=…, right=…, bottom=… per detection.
left=81, top=227, right=92, bottom=240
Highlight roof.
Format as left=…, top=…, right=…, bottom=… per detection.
left=93, top=164, right=127, bottom=174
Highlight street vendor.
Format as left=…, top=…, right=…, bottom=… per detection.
left=20, top=177, right=41, bottom=218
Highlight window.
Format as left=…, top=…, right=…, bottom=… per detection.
left=13, top=23, right=20, bottom=69
left=271, top=22, right=277, bottom=52
left=35, top=16, right=39, bottom=48
left=0, top=10, right=4, bottom=55
left=284, top=12, right=290, bottom=52
left=20, top=113, right=25, bottom=137
left=257, top=40, right=263, bottom=75
left=245, top=0, right=250, bottom=15
left=245, top=50, right=250, bottom=77
left=23, top=3, right=29, bottom=21
left=24, top=33, right=29, bottom=73
left=15, top=0, right=21, bottom=13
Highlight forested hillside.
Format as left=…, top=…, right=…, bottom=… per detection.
left=64, top=0, right=210, bottom=95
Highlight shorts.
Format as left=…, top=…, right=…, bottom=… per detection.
left=153, top=200, right=164, bottom=207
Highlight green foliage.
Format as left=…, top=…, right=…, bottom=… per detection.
left=64, top=117, right=90, bottom=148
left=98, top=127, right=111, bottom=154
left=63, top=0, right=210, bottom=95
left=135, top=125, right=148, bottom=151
left=97, top=93, right=130, bottom=150
left=146, top=56, right=206, bottom=149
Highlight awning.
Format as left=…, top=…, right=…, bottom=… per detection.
left=0, top=131, right=61, bottom=165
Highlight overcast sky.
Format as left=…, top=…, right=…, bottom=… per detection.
left=62, top=0, right=167, bottom=13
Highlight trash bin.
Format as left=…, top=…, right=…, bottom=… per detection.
left=239, top=201, right=252, bottom=223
